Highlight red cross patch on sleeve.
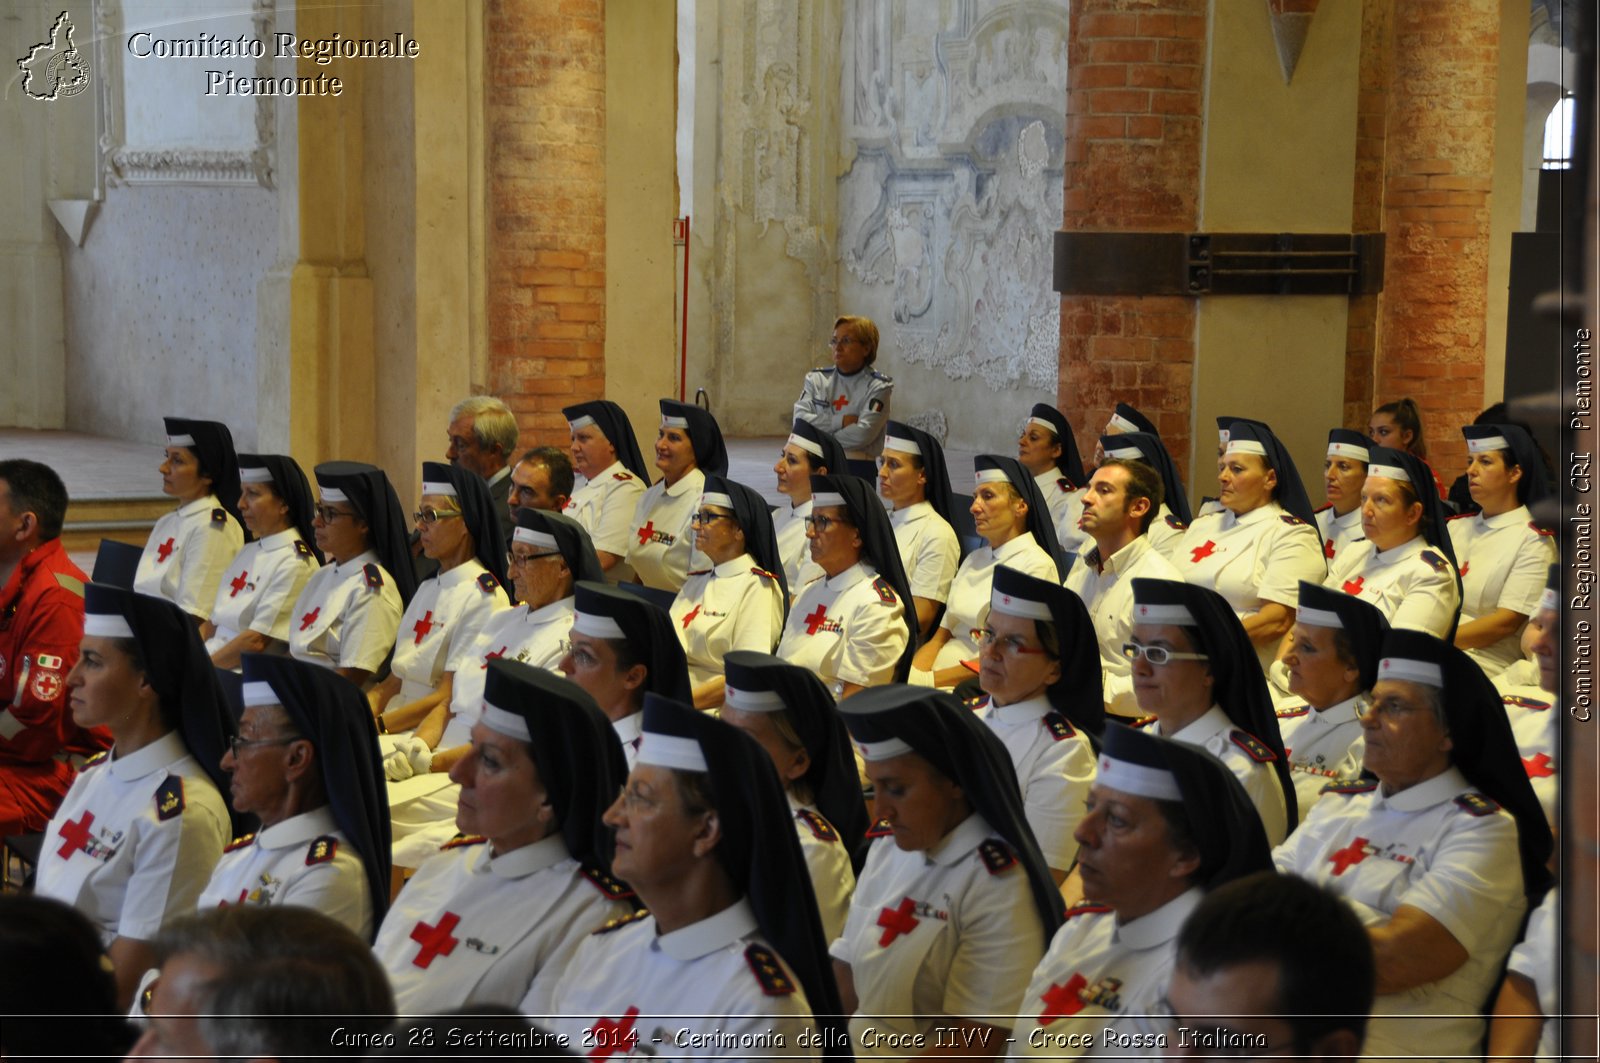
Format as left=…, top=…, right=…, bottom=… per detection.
left=978, top=838, right=1018, bottom=875
left=306, top=836, right=339, bottom=865
left=744, top=944, right=797, bottom=996
left=1229, top=729, right=1277, bottom=763
left=154, top=775, right=187, bottom=821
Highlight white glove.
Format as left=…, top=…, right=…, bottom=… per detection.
left=405, top=735, right=434, bottom=776
left=382, top=742, right=415, bottom=782
left=908, top=667, right=935, bottom=688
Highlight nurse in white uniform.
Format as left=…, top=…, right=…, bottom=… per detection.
left=1096, top=401, right=1160, bottom=464
left=1017, top=403, right=1090, bottom=558
left=912, top=455, right=1068, bottom=689
left=134, top=417, right=246, bottom=623
left=625, top=399, right=728, bottom=593
left=1317, top=428, right=1375, bottom=566
left=286, top=461, right=414, bottom=687
left=538, top=693, right=847, bottom=1058
left=561, top=399, right=652, bottom=576
left=1451, top=423, right=1557, bottom=677
left=834, top=684, right=1064, bottom=1058
left=35, top=584, right=234, bottom=1010
left=773, top=419, right=847, bottom=593
left=203, top=453, right=321, bottom=669
left=1009, top=722, right=1272, bottom=1058
left=878, top=420, right=963, bottom=640
left=1095, top=431, right=1192, bottom=559
left=1492, top=565, right=1560, bottom=827
left=720, top=651, right=869, bottom=942
left=375, top=661, right=634, bottom=1013
left=1273, top=629, right=1553, bottom=1062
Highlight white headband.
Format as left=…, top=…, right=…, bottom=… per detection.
left=1109, top=412, right=1141, bottom=434
left=1378, top=656, right=1444, bottom=688
left=1026, top=416, right=1060, bottom=436
left=241, top=681, right=279, bottom=707
left=724, top=685, right=786, bottom=713
left=513, top=526, right=558, bottom=551
left=812, top=491, right=846, bottom=509
left=239, top=466, right=274, bottom=484
left=481, top=703, right=532, bottom=742
left=85, top=613, right=135, bottom=638
left=1366, top=463, right=1412, bottom=486
left=1224, top=440, right=1267, bottom=457
left=1133, top=602, right=1196, bottom=626
left=1540, top=586, right=1559, bottom=613
left=572, top=611, right=626, bottom=639
left=990, top=588, right=1053, bottom=621
left=853, top=736, right=915, bottom=762
left=1466, top=434, right=1509, bottom=453
left=1296, top=606, right=1345, bottom=629
left=884, top=434, right=921, bottom=456
left=974, top=468, right=1010, bottom=485
left=1102, top=443, right=1142, bottom=461
left=1326, top=441, right=1370, bottom=462
left=787, top=433, right=823, bottom=458
left=1096, top=754, right=1183, bottom=802
left=699, top=492, right=734, bottom=511
left=317, top=486, right=349, bottom=503
left=637, top=732, right=708, bottom=772
left=567, top=414, right=597, bottom=430
left=661, top=414, right=689, bottom=429
left=166, top=433, right=196, bottom=447
left=420, top=481, right=457, bottom=497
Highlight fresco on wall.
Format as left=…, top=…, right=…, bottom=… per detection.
left=838, top=0, right=1067, bottom=449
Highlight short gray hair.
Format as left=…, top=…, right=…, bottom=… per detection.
left=451, top=395, right=519, bottom=458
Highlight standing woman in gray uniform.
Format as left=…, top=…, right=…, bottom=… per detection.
left=287, top=461, right=415, bottom=687
left=134, top=417, right=245, bottom=624
left=773, top=419, right=848, bottom=592
left=626, top=399, right=729, bottom=593
left=794, top=315, right=894, bottom=480
left=879, top=420, right=963, bottom=639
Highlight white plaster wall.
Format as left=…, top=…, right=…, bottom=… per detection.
left=61, top=183, right=275, bottom=447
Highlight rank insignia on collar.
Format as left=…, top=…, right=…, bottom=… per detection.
left=581, top=861, right=637, bottom=900
left=1455, top=792, right=1500, bottom=817
left=1321, top=779, right=1378, bottom=796
left=477, top=572, right=499, bottom=594
left=1044, top=711, right=1076, bottom=741
left=224, top=833, right=257, bottom=853
left=1276, top=705, right=1311, bottom=719
left=83, top=750, right=109, bottom=769
left=978, top=838, right=1017, bottom=875
left=1065, top=902, right=1113, bottom=919
left=1419, top=550, right=1449, bottom=572
left=363, top=563, right=385, bottom=589
left=440, top=834, right=487, bottom=851
left=1131, top=715, right=1157, bottom=729
left=1279, top=514, right=1308, bottom=526
left=613, top=471, right=634, bottom=481
left=864, top=818, right=894, bottom=838
left=155, top=775, right=186, bottom=820
left=795, top=808, right=838, bottom=843
left=593, top=908, right=651, bottom=935
left=1502, top=694, right=1551, bottom=711
left=751, top=566, right=778, bottom=582
left=744, top=943, right=796, bottom=996
left=294, top=540, right=314, bottom=559
left=1530, top=522, right=1554, bottom=537
left=1229, top=729, right=1276, bottom=763
left=1164, top=514, right=1187, bottom=529
left=212, top=508, right=228, bottom=524
left=306, top=835, right=339, bottom=865
left=872, top=576, right=898, bottom=605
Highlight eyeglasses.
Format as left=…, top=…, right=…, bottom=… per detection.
left=615, top=782, right=660, bottom=813
left=972, top=628, right=1049, bottom=658
left=690, top=510, right=736, bottom=527
left=227, top=734, right=299, bottom=757
left=1355, top=693, right=1430, bottom=722
left=313, top=505, right=356, bottom=523
left=506, top=551, right=561, bottom=569
left=803, top=514, right=853, bottom=533
left=413, top=507, right=463, bottom=526
left=1121, top=641, right=1209, bottom=667
left=827, top=337, right=859, bottom=349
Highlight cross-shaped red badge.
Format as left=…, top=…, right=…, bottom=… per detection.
left=636, top=521, right=656, bottom=546
left=482, top=646, right=508, bottom=668
left=412, top=610, right=434, bottom=645
left=1324, top=538, right=1335, bottom=560
left=876, top=897, right=920, bottom=946
left=229, top=571, right=250, bottom=597
left=1523, top=752, right=1555, bottom=779
left=1328, top=836, right=1371, bottom=876
left=298, top=607, right=320, bottom=631
left=1190, top=540, right=1217, bottom=563
left=1038, top=973, right=1088, bottom=1024
left=409, top=911, right=461, bottom=968
left=56, top=811, right=95, bottom=859
left=587, top=1007, right=640, bottom=1060
left=156, top=537, right=176, bottom=563
left=1342, top=576, right=1365, bottom=595
left=680, top=603, right=702, bottom=629
left=831, top=394, right=850, bottom=412
left=1459, top=562, right=1470, bottom=577
left=803, top=604, right=829, bottom=635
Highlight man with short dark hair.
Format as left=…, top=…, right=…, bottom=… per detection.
left=509, top=445, right=575, bottom=515
left=1167, top=870, right=1374, bottom=1061
left=1064, top=458, right=1180, bottom=718
left=0, top=459, right=107, bottom=834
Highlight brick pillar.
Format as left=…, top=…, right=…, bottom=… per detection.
left=1059, top=0, right=1207, bottom=483
left=1342, top=0, right=1390, bottom=430
left=484, top=0, right=606, bottom=446
left=1373, top=0, right=1500, bottom=474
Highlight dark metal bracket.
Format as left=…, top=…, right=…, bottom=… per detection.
left=1053, top=231, right=1385, bottom=296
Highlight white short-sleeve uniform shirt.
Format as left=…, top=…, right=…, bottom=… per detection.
left=1316, top=505, right=1366, bottom=567
left=777, top=562, right=908, bottom=690
left=390, top=560, right=510, bottom=704
left=1153, top=707, right=1288, bottom=846
left=134, top=496, right=245, bottom=620
left=789, top=796, right=856, bottom=944
left=1448, top=506, right=1557, bottom=676
left=440, top=598, right=575, bottom=749
left=1065, top=536, right=1182, bottom=718
left=890, top=502, right=960, bottom=606
left=1324, top=536, right=1459, bottom=637
left=626, top=469, right=709, bottom=592
left=937, top=535, right=1059, bottom=673
left=196, top=808, right=372, bottom=939
left=670, top=556, right=786, bottom=687
left=203, top=528, right=320, bottom=657
left=287, top=551, right=403, bottom=675
left=565, top=461, right=647, bottom=558
left=1272, top=695, right=1366, bottom=825
left=774, top=499, right=824, bottom=590
left=971, top=693, right=1096, bottom=871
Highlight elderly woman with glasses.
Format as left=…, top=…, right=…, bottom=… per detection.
left=134, top=417, right=246, bottom=625
left=287, top=462, right=416, bottom=688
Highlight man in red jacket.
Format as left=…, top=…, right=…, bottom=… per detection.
left=0, top=459, right=107, bottom=834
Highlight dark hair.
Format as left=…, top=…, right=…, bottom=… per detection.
left=1097, top=457, right=1165, bottom=536
left=1175, top=871, right=1375, bottom=1051
left=0, top=459, right=69, bottom=541
left=0, top=895, right=129, bottom=1060
left=519, top=445, right=576, bottom=499
left=106, top=636, right=179, bottom=731
left=1374, top=398, right=1426, bottom=458
left=607, top=636, right=643, bottom=674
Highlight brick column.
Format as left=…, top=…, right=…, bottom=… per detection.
left=484, top=0, right=606, bottom=446
left=1059, top=0, right=1207, bottom=482
left=1372, top=0, right=1500, bottom=474
left=1342, top=0, right=1390, bottom=430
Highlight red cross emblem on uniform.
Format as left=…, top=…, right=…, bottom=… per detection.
left=229, top=571, right=250, bottom=597
left=409, top=911, right=461, bottom=968
left=1328, top=836, right=1371, bottom=876
left=298, top=607, right=320, bottom=631
left=1189, top=540, right=1217, bottom=563
left=32, top=670, right=62, bottom=701
left=587, top=1006, right=640, bottom=1059
left=876, top=897, right=920, bottom=946
left=831, top=394, right=850, bottom=412
left=1038, top=973, right=1088, bottom=1024
left=482, top=646, right=508, bottom=668
left=412, top=610, right=434, bottom=645
left=1342, top=576, right=1365, bottom=595
left=636, top=520, right=656, bottom=546
left=1324, top=538, right=1335, bottom=560
left=56, top=811, right=95, bottom=858
left=680, top=603, right=701, bottom=629
left=1523, top=752, right=1555, bottom=778
left=156, top=537, right=176, bottom=563
left=803, top=604, right=829, bottom=635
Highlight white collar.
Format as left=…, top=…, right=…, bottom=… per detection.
left=986, top=693, right=1053, bottom=725
left=713, top=553, right=755, bottom=578
left=1221, top=501, right=1280, bottom=530
left=257, top=527, right=302, bottom=553
left=256, top=807, right=339, bottom=850
left=527, top=597, right=573, bottom=624
left=1096, top=535, right=1151, bottom=575
left=436, top=558, right=489, bottom=589
left=824, top=561, right=872, bottom=593
left=661, top=468, right=706, bottom=499
left=612, top=711, right=644, bottom=745
left=995, top=534, right=1044, bottom=564
left=1369, top=535, right=1426, bottom=567
left=1330, top=507, right=1363, bottom=529
left=1307, top=693, right=1364, bottom=725
left=110, top=731, right=190, bottom=783
left=336, top=549, right=381, bottom=575
left=1113, top=887, right=1203, bottom=949
left=891, top=501, right=933, bottom=526
left=925, top=813, right=991, bottom=867
left=177, top=494, right=222, bottom=518
left=789, top=497, right=814, bottom=516
left=475, top=832, right=570, bottom=879
left=1380, top=766, right=1472, bottom=813
left=655, top=898, right=758, bottom=961
left=1162, top=705, right=1232, bottom=746
left=1479, top=505, right=1530, bottom=531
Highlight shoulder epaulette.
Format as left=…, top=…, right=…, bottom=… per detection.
left=963, top=693, right=991, bottom=712
left=1164, top=514, right=1187, bottom=530
left=687, top=568, right=712, bottom=577
left=477, top=571, right=499, bottom=594
left=811, top=366, right=835, bottom=376
left=580, top=861, right=636, bottom=900
left=82, top=750, right=109, bottom=769
left=1065, top=901, right=1113, bottom=920
left=1455, top=792, right=1501, bottom=817
left=871, top=576, right=898, bottom=605
left=1280, top=514, right=1308, bottom=527
left=1276, top=705, right=1311, bottom=719
left=871, top=370, right=893, bottom=383
left=593, top=908, right=651, bottom=935
left=1043, top=711, right=1076, bottom=741
left=744, top=943, right=797, bottom=996
left=211, top=508, right=228, bottom=525
left=363, top=563, right=384, bottom=590
left=1503, top=694, right=1552, bottom=711
left=1314, top=503, right=1333, bottom=514
left=306, top=835, right=339, bottom=866
left=1530, top=522, right=1554, bottom=537
left=154, top=774, right=186, bottom=821
left=1448, top=511, right=1475, bottom=521
left=864, top=818, right=894, bottom=839
left=978, top=838, right=1017, bottom=875
left=1229, top=729, right=1277, bottom=763
left=1320, top=779, right=1378, bottom=796
left=293, top=540, right=314, bottom=560
left=612, top=471, right=635, bottom=482
left=224, top=832, right=257, bottom=853
left=750, top=566, right=778, bottom=582
left=1418, top=549, right=1450, bottom=573
left=1056, top=477, right=1072, bottom=493
left=1131, top=715, right=1157, bottom=729
left=794, top=808, right=839, bottom=843
left=440, top=834, right=487, bottom=851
